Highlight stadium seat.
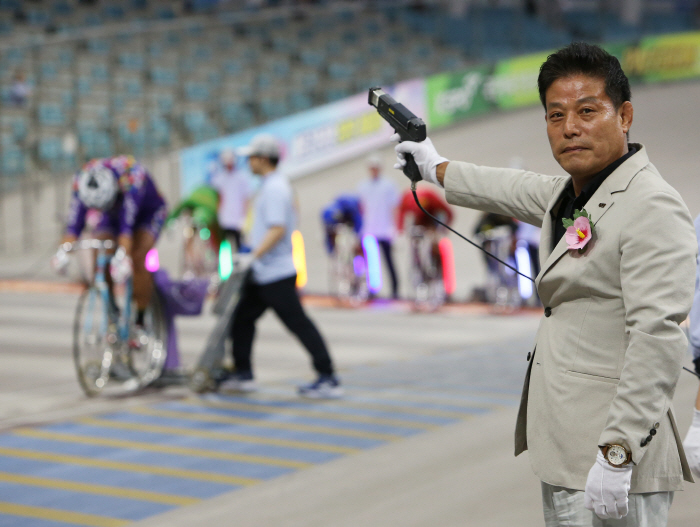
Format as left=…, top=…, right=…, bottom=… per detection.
left=221, top=100, right=256, bottom=131
left=0, top=146, right=25, bottom=176
left=259, top=97, right=288, bottom=121
left=184, top=81, right=211, bottom=103
left=38, top=103, right=66, bottom=127
left=150, top=65, right=178, bottom=87
left=118, top=52, right=146, bottom=71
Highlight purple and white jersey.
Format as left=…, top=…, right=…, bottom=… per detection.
left=66, top=156, right=166, bottom=238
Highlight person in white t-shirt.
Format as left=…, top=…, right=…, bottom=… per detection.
left=357, top=153, right=400, bottom=299
left=211, top=148, right=251, bottom=251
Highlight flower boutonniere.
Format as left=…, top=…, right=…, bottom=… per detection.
left=563, top=209, right=594, bottom=253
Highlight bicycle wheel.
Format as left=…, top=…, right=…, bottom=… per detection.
left=125, top=289, right=168, bottom=390
left=73, top=286, right=114, bottom=397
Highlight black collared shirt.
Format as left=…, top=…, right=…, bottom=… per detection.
left=552, top=146, right=637, bottom=251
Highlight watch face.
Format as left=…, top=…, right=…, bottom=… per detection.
left=607, top=445, right=627, bottom=466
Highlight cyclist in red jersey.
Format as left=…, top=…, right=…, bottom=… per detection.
left=397, top=185, right=453, bottom=232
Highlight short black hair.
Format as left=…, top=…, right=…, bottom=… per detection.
left=538, top=42, right=631, bottom=109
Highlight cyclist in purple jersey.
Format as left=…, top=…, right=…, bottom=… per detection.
left=53, top=156, right=167, bottom=328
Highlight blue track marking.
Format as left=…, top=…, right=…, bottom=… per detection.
left=198, top=394, right=460, bottom=424
left=0, top=514, right=75, bottom=527
left=0, top=336, right=535, bottom=526
left=0, top=434, right=293, bottom=480
left=155, top=401, right=433, bottom=436
left=90, top=412, right=389, bottom=449
left=13, top=421, right=339, bottom=464
left=0, top=482, right=171, bottom=521
left=0, top=456, right=231, bottom=499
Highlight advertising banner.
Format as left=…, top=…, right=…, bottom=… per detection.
left=425, top=65, right=491, bottom=127
left=484, top=51, right=549, bottom=110
left=620, top=32, right=700, bottom=82
left=179, top=79, right=425, bottom=197
left=181, top=30, right=700, bottom=196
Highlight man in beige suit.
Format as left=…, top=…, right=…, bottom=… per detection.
left=395, top=43, right=697, bottom=526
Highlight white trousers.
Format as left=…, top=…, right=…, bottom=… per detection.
left=541, top=482, right=673, bottom=527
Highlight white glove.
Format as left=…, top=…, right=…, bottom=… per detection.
left=584, top=450, right=633, bottom=520
left=110, top=248, right=133, bottom=284
left=50, top=247, right=70, bottom=275
left=233, top=253, right=255, bottom=272
left=683, top=409, right=700, bottom=479
left=392, top=133, right=449, bottom=187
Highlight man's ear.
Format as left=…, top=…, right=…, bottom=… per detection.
left=619, top=101, right=633, bottom=134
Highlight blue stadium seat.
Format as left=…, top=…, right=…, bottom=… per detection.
left=0, top=146, right=24, bottom=176
left=148, top=116, right=171, bottom=148
left=259, top=98, right=288, bottom=121
left=87, top=39, right=111, bottom=56
left=150, top=66, right=178, bottom=86
left=115, top=76, right=143, bottom=97
left=223, top=59, right=244, bottom=75
left=0, top=19, right=12, bottom=36
left=289, top=91, right=313, bottom=113
left=155, top=5, right=176, bottom=19
left=37, top=135, right=63, bottom=166
left=103, top=4, right=126, bottom=21
left=152, top=92, right=175, bottom=114
left=328, top=62, right=354, bottom=81
left=300, top=49, right=325, bottom=68
left=38, top=103, right=66, bottom=127
left=221, top=101, right=255, bottom=131
left=51, top=1, right=73, bottom=16
left=183, top=110, right=219, bottom=143
left=118, top=52, right=145, bottom=70
left=118, top=122, right=146, bottom=158
left=26, top=9, right=50, bottom=27
left=184, top=82, right=210, bottom=102
left=325, top=86, right=350, bottom=103
left=77, top=77, right=92, bottom=95
left=191, top=45, right=213, bottom=61
left=0, top=0, right=21, bottom=13
left=257, top=72, right=274, bottom=90
left=40, top=62, right=58, bottom=81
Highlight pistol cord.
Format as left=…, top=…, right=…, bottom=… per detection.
left=410, top=182, right=536, bottom=284
left=683, top=366, right=700, bottom=379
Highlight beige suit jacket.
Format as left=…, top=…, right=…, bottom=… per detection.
left=444, top=144, right=697, bottom=492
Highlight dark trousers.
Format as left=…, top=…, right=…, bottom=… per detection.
left=377, top=239, right=399, bottom=298
left=230, top=274, right=334, bottom=376
left=223, top=229, right=242, bottom=251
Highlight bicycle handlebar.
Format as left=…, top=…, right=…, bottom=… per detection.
left=61, top=239, right=116, bottom=253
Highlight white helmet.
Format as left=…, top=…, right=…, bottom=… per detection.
left=77, top=164, right=119, bottom=211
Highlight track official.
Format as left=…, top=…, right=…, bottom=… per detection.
left=219, top=134, right=342, bottom=399
left=394, top=43, right=697, bottom=526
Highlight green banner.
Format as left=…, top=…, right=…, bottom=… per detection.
left=486, top=51, right=550, bottom=110
left=425, top=65, right=491, bottom=127
left=621, top=32, right=700, bottom=82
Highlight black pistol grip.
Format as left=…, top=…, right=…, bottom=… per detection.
left=403, top=153, right=422, bottom=184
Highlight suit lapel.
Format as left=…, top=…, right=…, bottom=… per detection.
left=535, top=143, right=650, bottom=287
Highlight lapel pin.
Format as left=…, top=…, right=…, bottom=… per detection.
left=599, top=203, right=606, bottom=208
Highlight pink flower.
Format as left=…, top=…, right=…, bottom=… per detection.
left=565, top=216, right=592, bottom=250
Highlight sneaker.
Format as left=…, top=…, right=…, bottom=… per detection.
left=218, top=371, right=257, bottom=393
left=298, top=375, right=343, bottom=399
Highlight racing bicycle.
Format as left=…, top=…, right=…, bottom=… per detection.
left=328, top=224, right=368, bottom=306
left=409, top=226, right=447, bottom=311
left=67, top=239, right=167, bottom=396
